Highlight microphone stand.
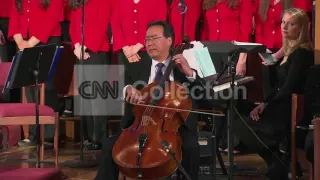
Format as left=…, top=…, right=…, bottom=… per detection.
left=213, top=49, right=240, bottom=85
left=161, top=141, right=192, bottom=180
left=179, top=0, right=187, bottom=42
left=64, top=0, right=98, bottom=168
left=227, top=53, right=236, bottom=180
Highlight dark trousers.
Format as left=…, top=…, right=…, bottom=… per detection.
left=64, top=97, right=73, bottom=111
left=0, top=18, right=20, bottom=103
left=77, top=51, right=111, bottom=144
left=0, top=18, right=17, bottom=61
left=305, top=130, right=314, bottom=179
left=60, top=21, right=71, bottom=42
left=95, top=126, right=200, bottom=180
left=25, top=36, right=61, bottom=142
left=232, top=100, right=291, bottom=178
left=117, top=50, right=149, bottom=66
left=261, top=48, right=279, bottom=99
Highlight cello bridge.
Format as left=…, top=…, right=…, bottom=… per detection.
left=141, top=116, right=156, bottom=126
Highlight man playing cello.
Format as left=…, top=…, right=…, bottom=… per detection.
left=95, top=20, right=205, bottom=180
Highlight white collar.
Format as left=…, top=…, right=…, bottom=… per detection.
left=151, top=57, right=171, bottom=70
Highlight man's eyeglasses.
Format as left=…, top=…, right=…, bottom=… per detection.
left=144, top=37, right=164, bottom=43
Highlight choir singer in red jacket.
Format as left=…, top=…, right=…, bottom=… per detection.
left=168, top=0, right=202, bottom=45
left=111, top=0, right=167, bottom=65
left=200, top=0, right=253, bottom=75
left=68, top=0, right=112, bottom=150
left=8, top=0, right=64, bottom=147
left=254, top=0, right=308, bottom=99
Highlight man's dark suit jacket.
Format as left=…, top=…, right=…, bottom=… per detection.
left=120, top=54, right=205, bottom=134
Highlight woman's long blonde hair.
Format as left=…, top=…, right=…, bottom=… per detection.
left=282, top=8, right=312, bottom=56
left=259, top=0, right=293, bottom=22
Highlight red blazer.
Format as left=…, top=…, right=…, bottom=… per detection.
left=111, top=0, right=167, bottom=52
left=0, top=0, right=13, bottom=18
left=306, top=0, right=313, bottom=12
left=254, top=0, right=308, bottom=49
left=168, top=0, right=201, bottom=45
left=64, top=6, right=71, bottom=21
left=59, top=0, right=71, bottom=22
left=69, top=0, right=111, bottom=52
left=201, top=0, right=253, bottom=42
left=8, top=0, right=63, bottom=43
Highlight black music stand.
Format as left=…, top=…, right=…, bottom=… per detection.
left=2, top=44, right=61, bottom=168
left=200, top=41, right=266, bottom=180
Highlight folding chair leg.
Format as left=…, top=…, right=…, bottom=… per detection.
left=54, top=113, right=59, bottom=167
left=40, top=125, right=45, bottom=160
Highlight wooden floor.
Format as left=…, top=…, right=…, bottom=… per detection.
left=0, top=140, right=310, bottom=180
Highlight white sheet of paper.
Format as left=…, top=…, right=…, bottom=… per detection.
left=182, top=41, right=204, bottom=78
left=232, top=40, right=272, bottom=53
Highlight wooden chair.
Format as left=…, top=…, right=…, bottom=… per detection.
left=291, top=94, right=312, bottom=180
left=0, top=62, right=59, bottom=167
left=313, top=117, right=320, bottom=180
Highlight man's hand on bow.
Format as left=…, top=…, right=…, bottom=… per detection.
left=126, top=86, right=145, bottom=104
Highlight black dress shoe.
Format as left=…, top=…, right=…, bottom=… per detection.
left=18, top=140, right=36, bottom=147
left=265, top=162, right=289, bottom=180
left=84, top=143, right=101, bottom=150
left=61, top=111, right=73, bottom=118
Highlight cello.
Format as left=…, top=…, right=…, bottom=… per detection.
left=112, top=37, right=223, bottom=180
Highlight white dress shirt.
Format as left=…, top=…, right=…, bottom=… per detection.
left=122, top=58, right=196, bottom=98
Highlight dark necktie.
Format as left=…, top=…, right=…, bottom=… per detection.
left=154, top=63, right=165, bottom=82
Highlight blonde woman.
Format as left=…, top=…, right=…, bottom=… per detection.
left=233, top=8, right=313, bottom=179
left=254, top=0, right=308, bottom=99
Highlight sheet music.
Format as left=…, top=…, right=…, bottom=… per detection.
left=232, top=41, right=272, bottom=53
left=212, top=76, right=254, bottom=92
left=182, top=41, right=204, bottom=78
left=232, top=40, right=262, bottom=46
left=191, top=44, right=216, bottom=77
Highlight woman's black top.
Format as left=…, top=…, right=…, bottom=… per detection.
left=264, top=47, right=314, bottom=105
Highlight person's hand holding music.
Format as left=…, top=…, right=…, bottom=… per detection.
left=259, top=53, right=277, bottom=66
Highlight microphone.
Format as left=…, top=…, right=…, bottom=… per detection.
left=161, top=140, right=170, bottom=152
left=178, top=0, right=187, bottom=14
left=160, top=140, right=192, bottom=180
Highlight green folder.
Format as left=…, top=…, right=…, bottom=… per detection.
left=192, top=47, right=216, bottom=77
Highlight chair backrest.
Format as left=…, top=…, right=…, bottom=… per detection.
left=302, top=64, right=320, bottom=126
left=0, top=62, right=11, bottom=90
left=291, top=93, right=305, bottom=180
left=292, top=94, right=305, bottom=125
